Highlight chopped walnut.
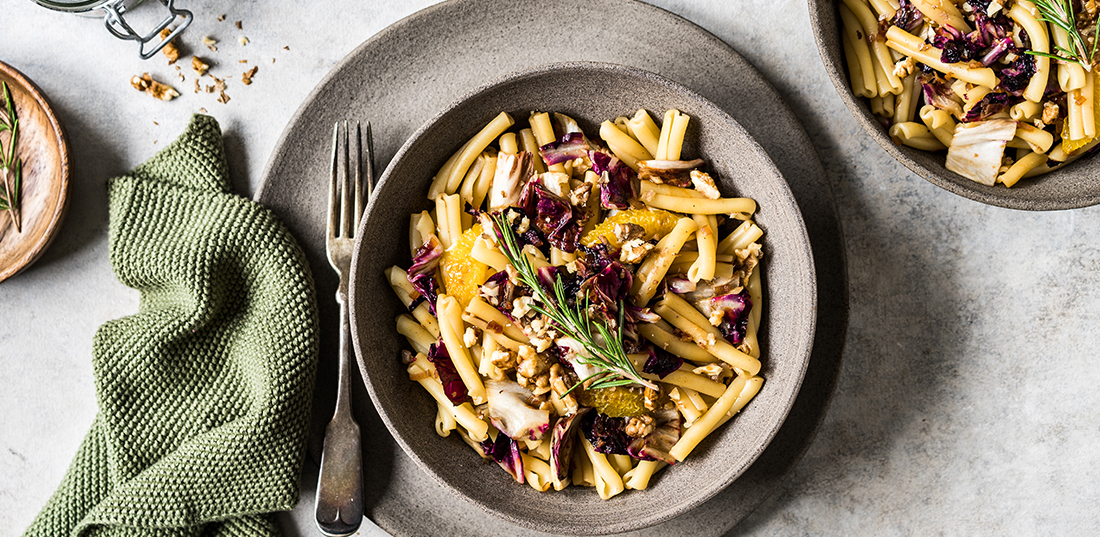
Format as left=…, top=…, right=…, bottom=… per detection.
left=191, top=56, right=210, bottom=76
left=516, top=345, right=550, bottom=378
left=892, top=56, right=916, bottom=79
left=512, top=296, right=534, bottom=319
left=490, top=348, right=518, bottom=371
left=644, top=385, right=661, bottom=411
left=694, top=363, right=726, bottom=382
left=549, top=364, right=579, bottom=414
left=238, top=36, right=250, bottom=46
left=158, top=28, right=180, bottom=63
left=242, top=65, right=258, bottom=85
left=705, top=332, right=717, bottom=347
left=217, top=90, right=231, bottom=104
left=708, top=309, right=724, bottom=327
left=613, top=222, right=646, bottom=244
left=130, top=73, right=179, bottom=101
left=216, top=14, right=225, bottom=21
left=619, top=238, right=654, bottom=264
left=690, top=170, right=721, bottom=199
left=235, top=20, right=243, bottom=30
left=202, top=36, right=218, bottom=52
left=569, top=181, right=592, bottom=207
left=463, top=327, right=480, bottom=347
left=1042, top=102, right=1059, bottom=125
left=625, top=415, right=655, bottom=438
left=516, top=215, right=530, bottom=234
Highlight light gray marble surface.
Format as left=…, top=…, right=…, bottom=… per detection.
left=2, top=0, right=1099, bottom=535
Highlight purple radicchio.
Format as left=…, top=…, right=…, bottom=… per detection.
left=489, top=151, right=535, bottom=212
left=891, top=0, right=923, bottom=33
left=643, top=347, right=683, bottom=379
left=1000, top=55, right=1036, bottom=96
left=539, top=132, right=590, bottom=165
left=428, top=341, right=468, bottom=405
left=963, top=91, right=1012, bottom=122
left=626, top=409, right=682, bottom=464
left=582, top=411, right=631, bottom=455
left=666, top=275, right=697, bottom=294
left=979, top=36, right=1015, bottom=66
left=710, top=290, right=753, bottom=344
left=636, top=159, right=705, bottom=187
left=590, top=150, right=636, bottom=210
left=479, top=433, right=525, bottom=483
left=580, top=257, right=633, bottom=323
left=933, top=25, right=984, bottom=64
left=549, top=408, right=591, bottom=481
left=520, top=181, right=582, bottom=253
left=407, top=235, right=443, bottom=314
left=918, top=71, right=964, bottom=117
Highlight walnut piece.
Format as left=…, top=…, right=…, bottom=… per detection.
left=202, top=36, right=218, bottom=52
left=242, top=65, right=258, bottom=85
left=693, top=363, right=726, bottom=382
left=625, top=415, right=655, bottom=438
left=130, top=73, right=179, bottom=101
left=490, top=348, right=518, bottom=371
left=690, top=170, right=721, bottom=199
left=619, top=238, right=654, bottom=264
left=1042, top=102, right=1059, bottom=125
left=158, top=28, right=180, bottom=63
left=192, top=56, right=210, bottom=76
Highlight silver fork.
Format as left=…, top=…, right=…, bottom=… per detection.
left=316, top=120, right=372, bottom=537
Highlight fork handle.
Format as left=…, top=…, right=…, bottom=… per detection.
left=315, top=293, right=363, bottom=537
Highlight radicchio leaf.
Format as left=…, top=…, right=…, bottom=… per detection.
left=891, top=0, right=923, bottom=33
left=626, top=409, right=682, bottom=464
left=539, top=132, right=590, bottom=165
left=407, top=235, right=443, bottom=314
left=428, top=342, right=468, bottom=405
left=486, top=379, right=551, bottom=441
left=636, top=159, right=705, bottom=187
left=710, top=290, right=753, bottom=344
left=480, top=433, right=525, bottom=483
left=643, top=347, right=683, bottom=379
left=1000, top=55, right=1036, bottom=96
left=520, top=182, right=582, bottom=253
left=590, top=151, right=636, bottom=209
left=549, top=408, right=591, bottom=480
left=963, top=91, right=1012, bottom=122
left=582, top=411, right=631, bottom=455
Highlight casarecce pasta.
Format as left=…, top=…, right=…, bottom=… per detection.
left=387, top=109, right=765, bottom=498
left=841, top=0, right=1100, bottom=187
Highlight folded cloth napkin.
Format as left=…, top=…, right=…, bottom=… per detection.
left=24, top=115, right=319, bottom=537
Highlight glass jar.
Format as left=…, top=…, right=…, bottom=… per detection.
left=32, top=0, right=193, bottom=60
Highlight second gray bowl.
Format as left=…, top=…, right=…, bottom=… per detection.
left=349, top=61, right=817, bottom=534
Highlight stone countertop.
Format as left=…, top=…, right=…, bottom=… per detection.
left=2, top=0, right=1098, bottom=535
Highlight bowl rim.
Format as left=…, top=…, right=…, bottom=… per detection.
left=349, top=60, right=817, bottom=534
left=807, top=0, right=1100, bottom=211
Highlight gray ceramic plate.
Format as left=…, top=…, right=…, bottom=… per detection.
left=809, top=0, right=1100, bottom=210
left=347, top=62, right=817, bottom=535
left=256, top=0, right=849, bottom=535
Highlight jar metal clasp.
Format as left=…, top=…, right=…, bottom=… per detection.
left=102, top=0, right=192, bottom=60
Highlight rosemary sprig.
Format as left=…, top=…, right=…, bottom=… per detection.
left=488, top=212, right=656, bottom=393
left=0, top=81, right=22, bottom=232
left=1027, top=0, right=1100, bottom=71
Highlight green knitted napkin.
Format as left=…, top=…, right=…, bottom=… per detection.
left=24, top=115, right=319, bottom=537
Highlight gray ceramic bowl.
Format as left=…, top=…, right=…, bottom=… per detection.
left=809, top=0, right=1100, bottom=210
left=348, top=62, right=816, bottom=534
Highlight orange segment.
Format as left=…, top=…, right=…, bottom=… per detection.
left=578, top=386, right=648, bottom=418
left=581, top=208, right=679, bottom=249
left=440, top=223, right=488, bottom=308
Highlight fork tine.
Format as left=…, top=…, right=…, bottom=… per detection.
left=364, top=121, right=374, bottom=205
left=327, top=122, right=340, bottom=240
left=341, top=120, right=353, bottom=239
left=353, top=121, right=364, bottom=233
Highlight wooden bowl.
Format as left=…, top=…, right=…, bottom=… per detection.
left=348, top=62, right=817, bottom=534
left=0, top=60, right=70, bottom=282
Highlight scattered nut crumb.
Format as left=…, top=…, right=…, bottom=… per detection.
left=242, top=66, right=258, bottom=85
left=216, top=14, right=225, bottom=21
left=212, top=76, right=226, bottom=93
left=153, top=121, right=159, bottom=125
left=191, top=56, right=210, bottom=76
left=193, top=78, right=201, bottom=93
left=158, top=28, right=180, bottom=63
left=238, top=36, right=249, bottom=46
left=130, top=73, right=179, bottom=101
left=199, top=107, right=208, bottom=114
left=178, top=72, right=185, bottom=82
left=217, top=90, right=230, bottom=104
left=205, top=84, right=214, bottom=93
left=271, top=58, right=275, bottom=63
left=235, top=20, right=242, bottom=30
left=283, top=45, right=289, bottom=50
left=239, top=59, right=248, bottom=63
left=202, top=36, right=218, bottom=52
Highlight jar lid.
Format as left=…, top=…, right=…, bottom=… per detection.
left=33, top=0, right=113, bottom=13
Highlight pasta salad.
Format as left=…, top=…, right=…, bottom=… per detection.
left=386, top=108, right=765, bottom=498
left=841, top=0, right=1100, bottom=186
